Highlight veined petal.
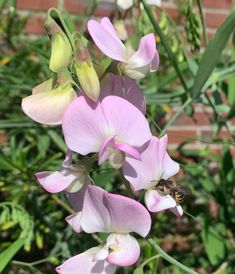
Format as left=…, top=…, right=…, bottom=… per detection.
left=145, top=190, right=176, bottom=212
left=22, top=84, right=77, bottom=125
left=100, top=74, right=146, bottom=114
left=62, top=96, right=110, bottom=155
left=107, top=234, right=140, bottom=267
left=88, top=19, right=127, bottom=62
left=56, top=246, right=116, bottom=274
left=81, top=185, right=151, bottom=236
left=115, top=143, right=141, bottom=160
left=102, top=96, right=151, bottom=147
left=127, top=33, right=157, bottom=69
left=123, top=136, right=179, bottom=191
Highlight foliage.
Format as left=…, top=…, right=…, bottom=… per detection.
left=0, top=0, right=235, bottom=273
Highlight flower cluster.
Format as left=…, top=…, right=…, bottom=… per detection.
left=21, top=8, right=188, bottom=274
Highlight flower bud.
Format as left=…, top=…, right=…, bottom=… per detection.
left=75, top=61, right=100, bottom=102
left=74, top=34, right=100, bottom=101
left=44, top=8, right=73, bottom=73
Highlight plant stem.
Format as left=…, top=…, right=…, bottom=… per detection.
left=196, top=0, right=208, bottom=45
left=139, top=0, right=188, bottom=91
left=160, top=97, right=192, bottom=136
left=51, top=194, right=74, bottom=214
left=139, top=254, right=160, bottom=268
left=147, top=238, right=199, bottom=274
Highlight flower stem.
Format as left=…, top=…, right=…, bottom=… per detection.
left=147, top=238, right=199, bottom=274
left=139, top=0, right=188, bottom=91
left=51, top=194, right=74, bottom=214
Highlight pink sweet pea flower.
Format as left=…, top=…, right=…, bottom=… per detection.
left=123, top=135, right=183, bottom=216
left=100, top=74, right=146, bottom=114
left=57, top=185, right=151, bottom=273
left=35, top=150, right=90, bottom=194
left=87, top=17, right=159, bottom=80
left=62, top=95, right=151, bottom=169
left=21, top=78, right=77, bottom=125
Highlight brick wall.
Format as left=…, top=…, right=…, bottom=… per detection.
left=12, top=0, right=235, bottom=151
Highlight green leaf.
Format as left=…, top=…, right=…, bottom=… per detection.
left=48, top=130, right=67, bottom=153
left=133, top=268, right=144, bottom=274
left=190, top=10, right=235, bottom=99
left=200, top=217, right=226, bottom=266
left=0, top=237, right=26, bottom=272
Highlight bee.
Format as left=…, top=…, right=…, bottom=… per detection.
left=155, top=179, right=191, bottom=204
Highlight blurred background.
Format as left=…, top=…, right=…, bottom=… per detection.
left=0, top=0, right=235, bottom=273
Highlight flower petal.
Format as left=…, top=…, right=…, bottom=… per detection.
left=169, top=205, right=184, bottom=217
left=66, top=212, right=83, bottom=233
left=32, top=78, right=53, bottom=94
left=88, top=18, right=127, bottom=62
left=102, top=96, right=151, bottom=147
left=22, top=84, right=77, bottom=125
left=66, top=182, right=89, bottom=212
left=81, top=185, right=151, bottom=236
left=115, top=143, right=141, bottom=160
left=98, top=136, right=116, bottom=165
left=107, top=234, right=140, bottom=267
left=62, top=96, right=110, bottom=155
left=145, top=190, right=176, bottom=212
left=150, top=51, right=159, bottom=72
left=35, top=170, right=77, bottom=193
left=56, top=246, right=116, bottom=274
left=117, top=0, right=133, bottom=10
left=100, top=74, right=146, bottom=114
left=123, top=135, right=179, bottom=191
left=127, top=33, right=156, bottom=69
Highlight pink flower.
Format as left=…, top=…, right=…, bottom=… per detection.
left=62, top=95, right=152, bottom=169
left=100, top=74, right=146, bottom=114
left=87, top=17, right=159, bottom=80
left=21, top=77, right=77, bottom=125
left=56, top=185, right=151, bottom=273
left=35, top=150, right=90, bottom=194
left=123, top=135, right=183, bottom=216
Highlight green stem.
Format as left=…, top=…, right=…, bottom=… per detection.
left=196, top=0, right=208, bottom=45
left=118, top=170, right=135, bottom=198
left=160, top=97, right=192, bottom=136
left=57, top=0, right=75, bottom=50
left=148, top=238, right=199, bottom=274
left=139, top=254, right=160, bottom=268
left=139, top=0, right=188, bottom=91
left=51, top=195, right=74, bottom=214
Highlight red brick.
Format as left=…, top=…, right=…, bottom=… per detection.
left=16, top=0, right=57, bottom=11
left=167, top=130, right=197, bottom=144
left=200, top=129, right=234, bottom=142
left=202, top=0, right=232, bottom=9
left=205, top=12, right=227, bottom=29
left=0, top=132, right=8, bottom=145
left=24, top=16, right=45, bottom=34
left=172, top=111, right=214, bottom=127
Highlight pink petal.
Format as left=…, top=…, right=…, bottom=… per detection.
left=169, top=205, right=183, bottom=217
left=66, top=212, right=83, bottom=233
left=100, top=74, right=146, bottom=114
left=56, top=246, right=116, bottom=274
left=127, top=33, right=156, bottom=69
left=66, top=182, right=89, bottom=212
left=81, top=185, right=151, bottom=237
left=100, top=17, right=121, bottom=41
left=98, top=136, right=116, bottom=165
left=145, top=190, right=176, bottom=212
left=62, top=96, right=109, bottom=155
left=107, top=234, right=140, bottom=267
left=22, top=85, right=77, bottom=125
left=62, top=150, right=73, bottom=168
left=115, top=143, right=141, bottom=160
left=35, top=170, right=76, bottom=193
left=102, top=96, right=151, bottom=147
left=123, top=135, right=179, bottom=191
left=150, top=51, right=159, bottom=72
left=88, top=19, right=127, bottom=62
left=32, top=78, right=53, bottom=94
left=103, top=189, right=151, bottom=237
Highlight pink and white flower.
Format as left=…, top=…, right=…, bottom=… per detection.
left=123, top=135, right=183, bottom=216
left=56, top=185, right=151, bottom=273
left=35, top=150, right=90, bottom=194
left=87, top=17, right=159, bottom=80
left=62, top=95, right=152, bottom=169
